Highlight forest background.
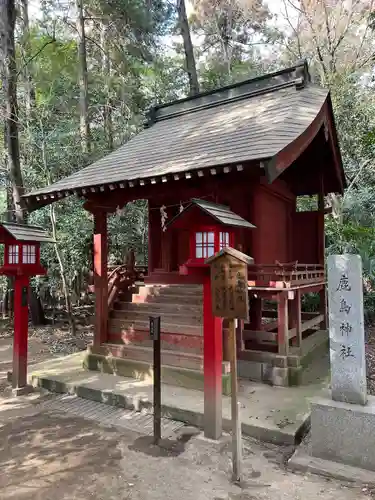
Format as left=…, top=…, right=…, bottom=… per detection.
left=1, top=0, right=375, bottom=330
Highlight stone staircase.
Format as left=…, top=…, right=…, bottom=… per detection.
left=85, top=284, right=230, bottom=393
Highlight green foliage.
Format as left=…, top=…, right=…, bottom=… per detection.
left=1, top=0, right=375, bottom=320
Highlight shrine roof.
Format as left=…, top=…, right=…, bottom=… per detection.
left=23, top=60, right=344, bottom=210
left=0, top=223, right=55, bottom=243
left=167, top=198, right=256, bottom=229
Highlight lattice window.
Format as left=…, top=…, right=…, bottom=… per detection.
left=8, top=245, right=19, bottom=264
left=220, top=232, right=230, bottom=249
left=195, top=232, right=215, bottom=259
left=22, top=245, right=36, bottom=264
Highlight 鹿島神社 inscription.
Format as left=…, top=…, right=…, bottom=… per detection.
left=327, top=255, right=367, bottom=405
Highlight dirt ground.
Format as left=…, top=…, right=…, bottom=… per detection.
left=0, top=326, right=374, bottom=499
left=0, top=391, right=373, bottom=500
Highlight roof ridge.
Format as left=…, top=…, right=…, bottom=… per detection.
left=2, top=221, right=46, bottom=230
left=145, top=60, right=310, bottom=127
left=152, top=81, right=300, bottom=125
left=191, top=198, right=229, bottom=210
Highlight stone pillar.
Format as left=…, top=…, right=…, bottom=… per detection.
left=290, top=255, right=375, bottom=473
left=93, top=211, right=108, bottom=347
left=327, top=254, right=367, bottom=405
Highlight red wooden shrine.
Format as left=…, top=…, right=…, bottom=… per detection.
left=23, top=61, right=346, bottom=435
left=0, top=223, right=54, bottom=393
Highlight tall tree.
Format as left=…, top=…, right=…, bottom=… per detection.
left=76, top=0, right=91, bottom=154
left=0, top=0, right=26, bottom=223
left=177, top=0, right=200, bottom=95
left=191, top=0, right=271, bottom=83
left=281, top=0, right=375, bottom=85
left=20, top=0, right=35, bottom=116
left=100, top=24, right=114, bottom=150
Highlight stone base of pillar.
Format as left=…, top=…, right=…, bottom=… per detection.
left=4, top=375, right=34, bottom=396
left=309, top=394, right=375, bottom=471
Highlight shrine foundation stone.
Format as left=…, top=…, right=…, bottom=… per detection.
left=310, top=395, right=375, bottom=471
left=303, top=255, right=374, bottom=472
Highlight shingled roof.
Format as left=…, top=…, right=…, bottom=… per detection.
left=23, top=61, right=343, bottom=209
left=0, top=223, right=55, bottom=243
left=167, top=199, right=256, bottom=229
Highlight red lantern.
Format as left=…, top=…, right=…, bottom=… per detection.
left=0, top=223, right=54, bottom=394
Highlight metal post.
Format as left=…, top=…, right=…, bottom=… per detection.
left=150, top=316, right=161, bottom=443
left=229, top=318, right=242, bottom=482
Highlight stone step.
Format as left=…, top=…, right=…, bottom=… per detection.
left=82, top=351, right=231, bottom=395
left=114, top=301, right=203, bottom=315
left=107, top=335, right=203, bottom=354
left=133, top=293, right=203, bottom=306
left=101, top=343, right=204, bottom=371
left=108, top=318, right=203, bottom=336
left=131, top=284, right=202, bottom=297
left=156, top=286, right=203, bottom=297
left=110, top=309, right=203, bottom=326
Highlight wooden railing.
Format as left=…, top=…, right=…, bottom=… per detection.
left=248, top=262, right=325, bottom=288
left=107, top=252, right=147, bottom=310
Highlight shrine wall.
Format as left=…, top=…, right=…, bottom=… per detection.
left=292, top=210, right=324, bottom=264
left=251, top=179, right=294, bottom=265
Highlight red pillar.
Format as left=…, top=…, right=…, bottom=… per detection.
left=277, top=292, right=289, bottom=356
left=12, top=275, right=30, bottom=389
left=93, top=211, right=108, bottom=347
left=203, top=275, right=223, bottom=440
left=148, top=202, right=153, bottom=275
left=289, top=289, right=302, bottom=350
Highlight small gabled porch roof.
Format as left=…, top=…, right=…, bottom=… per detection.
left=167, top=198, right=256, bottom=229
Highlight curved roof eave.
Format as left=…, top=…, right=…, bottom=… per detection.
left=23, top=82, right=343, bottom=211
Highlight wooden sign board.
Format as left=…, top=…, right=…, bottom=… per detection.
left=208, top=250, right=250, bottom=321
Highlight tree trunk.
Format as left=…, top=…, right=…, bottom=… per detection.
left=39, top=126, right=76, bottom=334
left=50, top=204, right=77, bottom=335
left=29, top=287, right=47, bottom=325
left=177, top=0, right=200, bottom=95
left=0, top=0, right=26, bottom=223
left=101, top=24, right=113, bottom=150
left=76, top=0, right=91, bottom=153
left=20, top=0, right=35, bottom=116
left=0, top=0, right=47, bottom=326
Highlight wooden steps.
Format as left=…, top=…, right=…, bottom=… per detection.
left=131, top=285, right=203, bottom=305
left=108, top=318, right=202, bottom=336
left=114, top=301, right=202, bottom=314
left=111, top=309, right=202, bottom=326
left=89, top=283, right=231, bottom=393
left=108, top=284, right=204, bottom=356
